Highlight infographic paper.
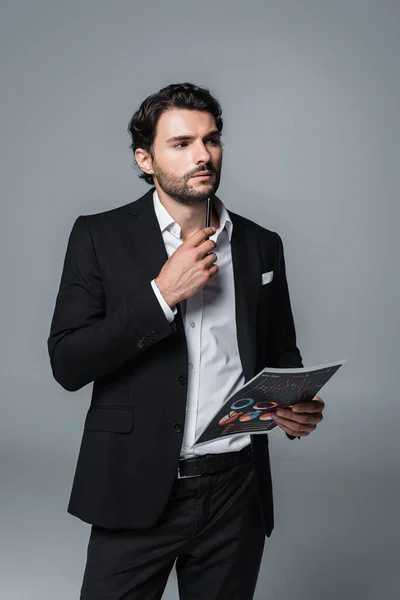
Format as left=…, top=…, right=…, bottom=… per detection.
left=194, top=360, right=346, bottom=446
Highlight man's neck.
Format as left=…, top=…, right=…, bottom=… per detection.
left=155, top=185, right=220, bottom=240
left=180, top=206, right=219, bottom=241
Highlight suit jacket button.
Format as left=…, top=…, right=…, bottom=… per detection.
left=178, top=375, right=187, bottom=385
left=174, top=422, right=183, bottom=433
left=137, top=340, right=145, bottom=348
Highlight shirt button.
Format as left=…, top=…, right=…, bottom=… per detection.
left=190, top=322, right=196, bottom=328
left=174, top=422, right=183, bottom=433
left=188, top=362, right=193, bottom=370
left=182, top=446, right=189, bottom=452
left=186, top=405, right=191, bottom=412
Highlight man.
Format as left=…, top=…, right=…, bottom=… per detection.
left=47, top=82, right=325, bottom=599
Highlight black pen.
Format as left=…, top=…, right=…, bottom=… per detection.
left=205, top=197, right=211, bottom=230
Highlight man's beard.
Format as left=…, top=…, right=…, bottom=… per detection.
left=152, top=159, right=221, bottom=207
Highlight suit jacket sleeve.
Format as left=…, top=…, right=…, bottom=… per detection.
left=47, top=216, right=176, bottom=392
left=267, top=233, right=304, bottom=440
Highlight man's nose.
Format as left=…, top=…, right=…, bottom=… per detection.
left=193, top=141, right=211, bottom=165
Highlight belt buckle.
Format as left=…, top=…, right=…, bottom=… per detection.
left=177, top=463, right=193, bottom=479
left=177, top=466, right=199, bottom=479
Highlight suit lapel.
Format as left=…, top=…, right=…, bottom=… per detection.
left=126, top=188, right=261, bottom=382
left=229, top=214, right=261, bottom=381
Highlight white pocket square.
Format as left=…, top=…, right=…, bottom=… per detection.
left=261, top=270, right=274, bottom=285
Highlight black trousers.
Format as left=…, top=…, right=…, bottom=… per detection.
left=80, top=461, right=266, bottom=599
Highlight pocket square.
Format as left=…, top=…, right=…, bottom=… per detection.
left=261, top=270, right=274, bottom=285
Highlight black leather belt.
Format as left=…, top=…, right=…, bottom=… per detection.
left=177, top=445, right=253, bottom=478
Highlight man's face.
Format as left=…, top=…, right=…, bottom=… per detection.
left=148, top=109, right=223, bottom=206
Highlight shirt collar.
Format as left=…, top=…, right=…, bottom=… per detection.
left=152, top=188, right=233, bottom=241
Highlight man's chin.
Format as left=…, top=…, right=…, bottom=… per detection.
left=188, top=181, right=217, bottom=196
left=184, top=186, right=213, bottom=201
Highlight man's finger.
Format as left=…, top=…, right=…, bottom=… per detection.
left=272, top=414, right=316, bottom=434
left=292, top=399, right=324, bottom=413
left=273, top=420, right=310, bottom=437
left=275, top=409, right=322, bottom=425
left=313, top=396, right=325, bottom=408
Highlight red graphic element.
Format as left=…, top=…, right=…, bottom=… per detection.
left=253, top=401, right=278, bottom=411
left=219, top=411, right=243, bottom=425
left=259, top=413, right=274, bottom=421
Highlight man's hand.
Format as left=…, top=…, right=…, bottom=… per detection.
left=270, top=396, right=325, bottom=437
left=155, top=226, right=218, bottom=308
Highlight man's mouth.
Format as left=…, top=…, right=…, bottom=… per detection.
left=191, top=172, right=213, bottom=178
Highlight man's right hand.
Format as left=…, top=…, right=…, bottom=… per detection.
left=155, top=226, right=219, bottom=308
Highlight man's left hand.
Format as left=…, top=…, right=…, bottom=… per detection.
left=270, top=396, right=325, bottom=437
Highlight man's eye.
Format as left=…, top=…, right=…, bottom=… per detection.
left=207, top=138, right=223, bottom=146
left=174, top=139, right=223, bottom=148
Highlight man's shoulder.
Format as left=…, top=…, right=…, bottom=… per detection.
left=77, top=188, right=153, bottom=230
left=82, top=194, right=147, bottom=220
left=227, top=207, right=282, bottom=250
left=80, top=202, right=132, bottom=225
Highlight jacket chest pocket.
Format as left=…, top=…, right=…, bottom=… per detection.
left=261, top=270, right=274, bottom=285
left=257, top=269, right=276, bottom=333
left=259, top=269, right=275, bottom=304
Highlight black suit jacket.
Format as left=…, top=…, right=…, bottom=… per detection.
left=47, top=187, right=303, bottom=538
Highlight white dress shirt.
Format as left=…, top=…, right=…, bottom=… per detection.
left=150, top=189, right=251, bottom=459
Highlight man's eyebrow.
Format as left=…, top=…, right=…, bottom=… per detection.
left=165, top=130, right=222, bottom=143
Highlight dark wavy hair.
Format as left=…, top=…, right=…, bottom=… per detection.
left=127, top=82, right=224, bottom=185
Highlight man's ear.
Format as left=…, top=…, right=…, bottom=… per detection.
left=135, top=148, right=154, bottom=177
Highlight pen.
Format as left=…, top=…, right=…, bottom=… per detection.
left=205, top=197, right=211, bottom=230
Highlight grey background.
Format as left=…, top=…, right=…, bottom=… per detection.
left=1, top=1, right=399, bottom=598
